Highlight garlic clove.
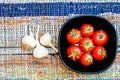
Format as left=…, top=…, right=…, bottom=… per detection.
left=40, top=32, right=58, bottom=53
left=33, top=44, right=48, bottom=58
left=22, top=35, right=36, bottom=49
left=21, top=28, right=37, bottom=50
left=40, top=32, right=51, bottom=46
left=33, top=25, right=49, bottom=59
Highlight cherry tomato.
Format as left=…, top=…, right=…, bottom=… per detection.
left=67, top=29, right=81, bottom=44
left=80, top=24, right=94, bottom=37
left=80, top=53, right=93, bottom=66
left=92, top=46, right=107, bottom=61
left=80, top=37, right=94, bottom=52
left=92, top=30, right=108, bottom=45
left=67, top=45, right=82, bottom=61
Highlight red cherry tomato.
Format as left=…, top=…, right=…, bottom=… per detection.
left=80, top=37, right=94, bottom=52
left=67, top=29, right=81, bottom=44
left=92, top=46, right=107, bottom=61
left=80, top=53, right=93, bottom=66
left=67, top=45, right=82, bottom=61
left=80, top=24, right=94, bottom=37
left=92, top=30, right=108, bottom=45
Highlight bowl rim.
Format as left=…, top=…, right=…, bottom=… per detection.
left=58, top=15, right=118, bottom=74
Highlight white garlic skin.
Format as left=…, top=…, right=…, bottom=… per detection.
left=22, top=35, right=37, bottom=49
left=33, top=25, right=49, bottom=59
left=40, top=32, right=58, bottom=53
left=33, top=42, right=48, bottom=58
left=40, top=32, right=51, bottom=46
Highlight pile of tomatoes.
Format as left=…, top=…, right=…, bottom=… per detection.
left=67, top=24, right=108, bottom=66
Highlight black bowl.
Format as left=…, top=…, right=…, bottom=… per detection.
left=58, top=15, right=117, bottom=73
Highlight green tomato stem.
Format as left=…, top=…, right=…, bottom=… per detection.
left=68, top=50, right=80, bottom=61
left=70, top=29, right=79, bottom=39
left=99, top=30, right=104, bottom=39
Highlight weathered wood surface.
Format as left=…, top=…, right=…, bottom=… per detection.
left=0, top=53, right=119, bottom=79
left=0, top=14, right=120, bottom=79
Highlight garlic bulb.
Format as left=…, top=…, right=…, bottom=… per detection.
left=40, top=32, right=58, bottom=53
left=33, top=25, right=48, bottom=58
left=33, top=43, right=48, bottom=58
left=22, top=28, right=36, bottom=50
left=40, top=32, right=51, bottom=46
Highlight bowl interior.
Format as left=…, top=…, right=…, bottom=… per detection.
left=58, top=16, right=117, bottom=73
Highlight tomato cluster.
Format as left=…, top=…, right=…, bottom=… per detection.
left=67, top=24, right=108, bottom=66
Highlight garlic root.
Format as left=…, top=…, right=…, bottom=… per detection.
left=49, top=43, right=58, bottom=53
